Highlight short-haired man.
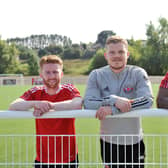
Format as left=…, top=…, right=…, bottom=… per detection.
left=157, top=72, right=168, bottom=108
left=9, top=55, right=82, bottom=168
left=84, top=36, right=153, bottom=168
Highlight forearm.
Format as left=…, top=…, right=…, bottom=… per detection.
left=9, top=98, right=36, bottom=111
left=84, top=97, right=104, bottom=109
left=52, top=97, right=82, bottom=111
left=84, top=97, right=120, bottom=114
left=84, top=93, right=118, bottom=108
left=131, top=96, right=153, bottom=110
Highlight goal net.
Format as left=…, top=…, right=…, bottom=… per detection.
left=0, top=74, right=24, bottom=86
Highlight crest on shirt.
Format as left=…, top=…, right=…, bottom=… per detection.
left=103, top=86, right=109, bottom=92
left=123, top=87, right=134, bottom=93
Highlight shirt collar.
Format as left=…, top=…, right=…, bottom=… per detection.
left=44, top=85, right=62, bottom=95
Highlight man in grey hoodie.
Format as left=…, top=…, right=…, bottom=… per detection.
left=84, top=36, right=153, bottom=168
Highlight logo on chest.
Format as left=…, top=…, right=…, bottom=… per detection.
left=123, top=87, right=134, bottom=93
left=103, top=86, right=110, bottom=92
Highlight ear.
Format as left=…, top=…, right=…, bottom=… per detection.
left=127, top=52, right=130, bottom=57
left=104, top=52, right=107, bottom=60
left=61, top=71, right=64, bottom=77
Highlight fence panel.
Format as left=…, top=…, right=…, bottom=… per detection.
left=0, top=134, right=168, bottom=167
left=1, top=109, right=168, bottom=168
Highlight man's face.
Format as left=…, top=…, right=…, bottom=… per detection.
left=40, top=63, right=63, bottom=89
left=105, top=42, right=129, bottom=72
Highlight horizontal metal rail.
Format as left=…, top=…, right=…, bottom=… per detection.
left=0, top=108, right=168, bottom=119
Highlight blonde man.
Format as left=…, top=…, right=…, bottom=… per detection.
left=84, top=36, right=153, bottom=168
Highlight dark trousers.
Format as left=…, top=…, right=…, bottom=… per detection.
left=34, top=154, right=79, bottom=168
left=100, top=139, right=145, bottom=168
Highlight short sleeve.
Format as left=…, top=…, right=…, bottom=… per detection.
left=20, top=87, right=40, bottom=100
left=70, top=84, right=81, bottom=98
left=62, top=84, right=81, bottom=99
left=20, top=90, right=34, bottom=100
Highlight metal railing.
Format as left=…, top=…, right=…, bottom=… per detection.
left=0, top=109, right=168, bottom=168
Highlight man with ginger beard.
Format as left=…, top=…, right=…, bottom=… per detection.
left=84, top=36, right=153, bottom=168
left=9, top=55, right=82, bottom=168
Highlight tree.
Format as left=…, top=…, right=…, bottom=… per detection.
left=88, top=49, right=107, bottom=73
left=0, top=40, right=19, bottom=73
left=141, top=17, right=168, bottom=75
left=96, top=30, right=116, bottom=47
left=27, top=50, right=39, bottom=75
left=7, top=34, right=72, bottom=49
left=16, top=45, right=33, bottom=60
left=82, top=49, right=96, bottom=59
left=127, top=38, right=142, bottom=66
left=63, top=47, right=82, bottom=59
left=38, top=45, right=63, bottom=57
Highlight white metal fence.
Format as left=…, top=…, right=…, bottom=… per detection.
left=0, top=109, right=168, bottom=168
left=1, top=134, right=168, bottom=167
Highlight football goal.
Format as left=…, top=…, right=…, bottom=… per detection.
left=0, top=74, right=24, bottom=86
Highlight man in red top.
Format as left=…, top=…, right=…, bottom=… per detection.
left=157, top=72, right=168, bottom=108
left=9, top=55, right=82, bottom=168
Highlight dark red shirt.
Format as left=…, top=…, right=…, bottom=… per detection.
left=20, top=84, right=80, bottom=163
left=160, top=72, right=168, bottom=88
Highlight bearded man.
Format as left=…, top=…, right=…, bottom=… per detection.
left=84, top=36, right=153, bottom=168
left=9, top=55, right=82, bottom=168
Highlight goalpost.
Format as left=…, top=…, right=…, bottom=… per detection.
left=0, top=74, right=24, bottom=86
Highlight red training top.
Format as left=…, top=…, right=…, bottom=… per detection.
left=160, top=72, right=168, bottom=88
left=20, top=84, right=80, bottom=163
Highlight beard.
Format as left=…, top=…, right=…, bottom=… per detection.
left=110, top=65, right=125, bottom=70
left=43, top=78, right=60, bottom=89
left=111, top=57, right=122, bottom=62
left=109, top=58, right=126, bottom=71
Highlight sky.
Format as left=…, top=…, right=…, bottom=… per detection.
left=0, top=0, right=168, bottom=44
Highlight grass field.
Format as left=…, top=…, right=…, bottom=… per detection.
left=0, top=84, right=168, bottom=167
left=63, top=59, right=91, bottom=76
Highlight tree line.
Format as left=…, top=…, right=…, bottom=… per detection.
left=7, top=34, right=72, bottom=49
left=0, top=17, right=168, bottom=76
left=89, top=17, right=168, bottom=75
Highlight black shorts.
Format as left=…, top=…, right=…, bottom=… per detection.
left=34, top=154, right=79, bottom=168
left=100, top=139, right=145, bottom=168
